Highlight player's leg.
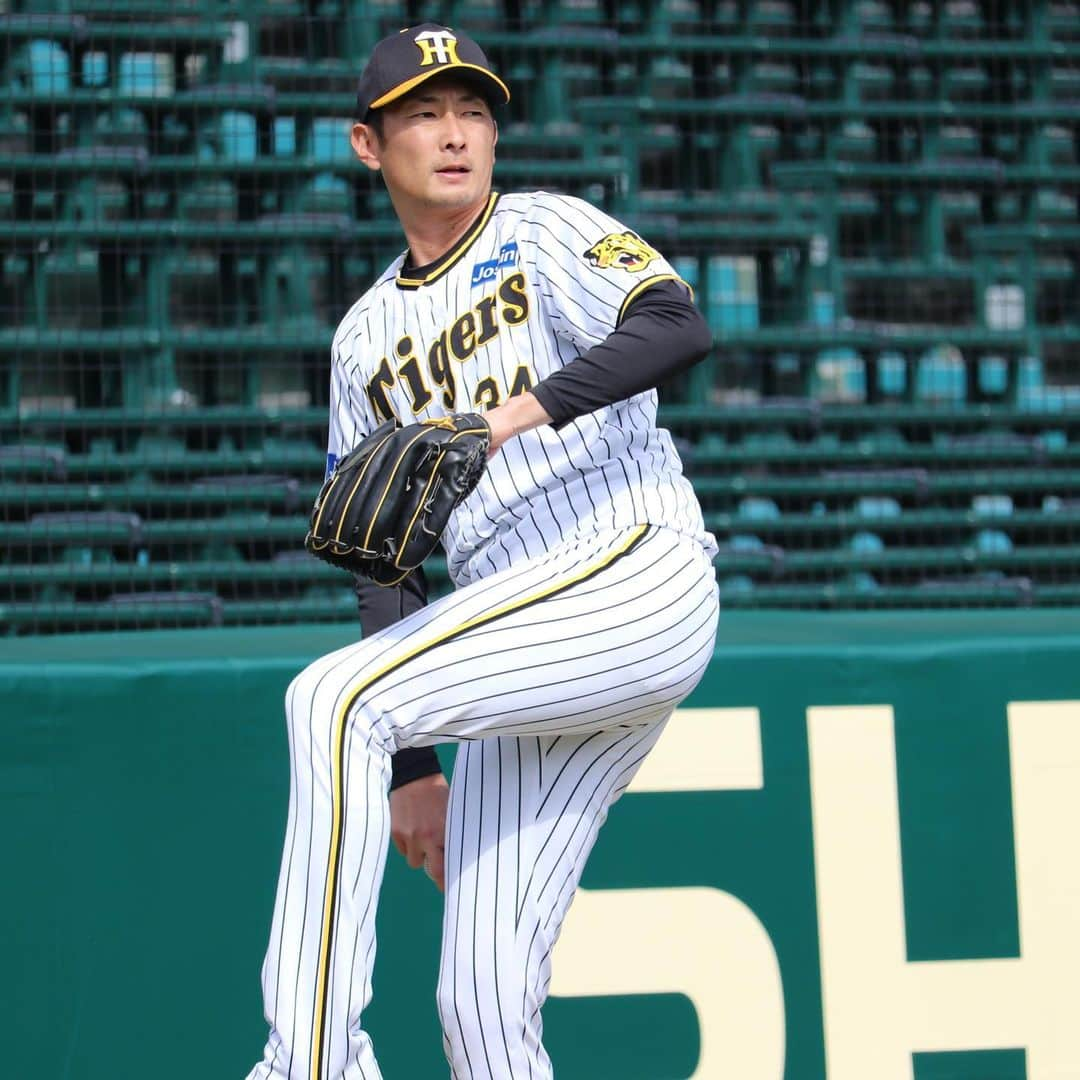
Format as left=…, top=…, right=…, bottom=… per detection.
left=248, top=525, right=717, bottom=1079
left=248, top=641, right=396, bottom=1080
left=437, top=722, right=670, bottom=1079
left=368, top=525, right=719, bottom=748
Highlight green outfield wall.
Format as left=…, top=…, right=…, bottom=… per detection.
left=3, top=611, right=1079, bottom=1080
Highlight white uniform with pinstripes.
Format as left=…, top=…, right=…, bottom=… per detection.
left=248, top=191, right=720, bottom=1080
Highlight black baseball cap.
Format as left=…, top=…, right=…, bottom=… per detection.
left=355, top=23, right=511, bottom=121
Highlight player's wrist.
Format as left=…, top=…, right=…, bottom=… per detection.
left=485, top=392, right=552, bottom=454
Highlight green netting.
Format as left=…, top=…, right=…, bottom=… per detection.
left=2, top=0, right=1079, bottom=633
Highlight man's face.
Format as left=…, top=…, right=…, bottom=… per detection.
left=353, top=76, right=497, bottom=214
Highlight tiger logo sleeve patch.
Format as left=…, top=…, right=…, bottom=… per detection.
left=582, top=230, right=660, bottom=273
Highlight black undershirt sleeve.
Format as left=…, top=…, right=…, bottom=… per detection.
left=530, top=278, right=712, bottom=427
left=354, top=567, right=444, bottom=790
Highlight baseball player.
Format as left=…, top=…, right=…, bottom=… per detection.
left=248, top=23, right=719, bottom=1080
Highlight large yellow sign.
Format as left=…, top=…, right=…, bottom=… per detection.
left=550, top=703, right=1080, bottom=1079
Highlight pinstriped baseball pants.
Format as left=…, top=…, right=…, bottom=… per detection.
left=247, top=525, right=719, bottom=1080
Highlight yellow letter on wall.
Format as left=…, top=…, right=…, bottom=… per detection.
left=808, top=702, right=1080, bottom=1079
left=549, top=708, right=785, bottom=1079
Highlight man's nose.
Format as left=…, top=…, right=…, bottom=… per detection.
left=439, top=113, right=467, bottom=148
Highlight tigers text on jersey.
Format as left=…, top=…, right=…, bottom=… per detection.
left=328, top=190, right=718, bottom=586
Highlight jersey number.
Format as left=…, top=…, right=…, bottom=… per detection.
left=473, top=365, right=534, bottom=410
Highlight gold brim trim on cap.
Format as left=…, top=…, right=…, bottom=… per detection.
left=369, top=63, right=511, bottom=110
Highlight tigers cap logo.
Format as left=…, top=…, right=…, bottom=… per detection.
left=414, top=28, right=461, bottom=66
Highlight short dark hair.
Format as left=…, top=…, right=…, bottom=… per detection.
left=365, top=108, right=385, bottom=144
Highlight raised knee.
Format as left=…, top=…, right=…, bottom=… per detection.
left=285, top=656, right=390, bottom=761
left=285, top=660, right=336, bottom=750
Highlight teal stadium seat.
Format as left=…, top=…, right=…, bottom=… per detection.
left=975, top=529, right=1014, bottom=555
left=746, top=1, right=797, bottom=34
left=941, top=64, right=991, bottom=101
left=846, top=61, right=895, bottom=103
left=639, top=0, right=703, bottom=35
left=845, top=1, right=895, bottom=33
left=916, top=348, right=968, bottom=404
left=850, top=530, right=885, bottom=554
left=13, top=39, right=70, bottom=94
left=81, top=49, right=109, bottom=88
left=743, top=61, right=799, bottom=97
left=203, top=110, right=258, bottom=162
left=811, top=353, right=867, bottom=403
left=307, top=116, right=353, bottom=164
left=536, top=0, right=606, bottom=29
left=178, top=179, right=237, bottom=221
left=117, top=50, right=174, bottom=97
left=905, top=2, right=936, bottom=35
left=738, top=497, right=782, bottom=521
left=855, top=496, right=902, bottom=520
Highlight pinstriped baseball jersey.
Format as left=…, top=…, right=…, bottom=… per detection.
left=327, top=190, right=718, bottom=586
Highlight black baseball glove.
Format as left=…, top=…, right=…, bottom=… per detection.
left=304, top=413, right=491, bottom=587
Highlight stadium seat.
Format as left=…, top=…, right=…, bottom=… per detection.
left=978, top=356, right=1009, bottom=397
left=743, top=62, right=800, bottom=97
left=1034, top=188, right=1078, bottom=222
left=41, top=249, right=103, bottom=330
left=718, top=574, right=756, bottom=598
left=746, top=1, right=798, bottom=34
left=714, top=537, right=785, bottom=576
left=975, top=529, right=1014, bottom=555
left=8, top=39, right=71, bottom=95
left=117, top=51, right=175, bottom=97
left=306, top=116, right=354, bottom=163
left=710, top=0, right=741, bottom=30
left=0, top=444, right=67, bottom=480
left=177, top=179, right=238, bottom=221
left=163, top=251, right=222, bottom=331
left=915, top=348, right=967, bottom=403
left=846, top=1, right=895, bottom=33
left=941, top=64, right=991, bottom=99
left=93, top=108, right=150, bottom=153
left=855, top=496, right=902, bottom=519
left=202, top=110, right=258, bottom=162
left=535, top=0, right=606, bottom=28
left=850, top=530, right=884, bottom=554
left=720, top=123, right=782, bottom=188
left=738, top=497, right=782, bottom=521
left=831, top=120, right=877, bottom=162
left=846, top=61, right=895, bottom=102
left=637, top=0, right=703, bottom=35
left=811, top=353, right=866, bottom=402
left=1049, top=63, right=1080, bottom=100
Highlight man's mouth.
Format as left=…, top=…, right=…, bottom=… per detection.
left=436, top=165, right=470, bottom=175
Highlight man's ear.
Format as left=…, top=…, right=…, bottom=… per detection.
left=492, top=118, right=498, bottom=158
left=351, top=123, right=382, bottom=172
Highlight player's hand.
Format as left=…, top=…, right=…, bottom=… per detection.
left=389, top=772, right=449, bottom=892
left=484, top=392, right=553, bottom=456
